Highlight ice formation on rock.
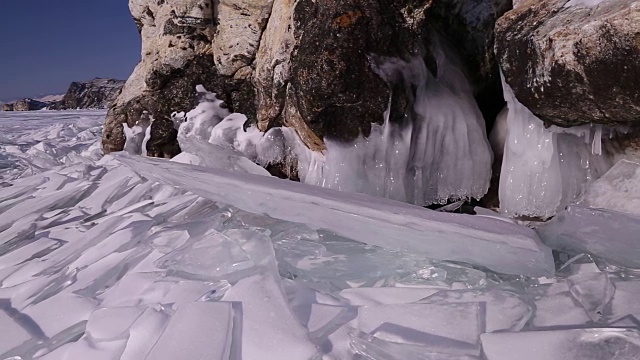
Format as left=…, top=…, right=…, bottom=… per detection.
left=283, top=47, right=493, bottom=205
left=172, top=87, right=270, bottom=176
left=177, top=46, right=493, bottom=206
left=498, top=77, right=614, bottom=219
left=577, top=159, right=640, bottom=215
left=123, top=111, right=152, bottom=156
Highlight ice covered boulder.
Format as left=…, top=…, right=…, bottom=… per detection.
left=114, top=153, right=555, bottom=277
left=294, top=50, right=493, bottom=206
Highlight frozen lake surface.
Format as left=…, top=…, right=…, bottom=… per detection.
left=1, top=110, right=640, bottom=359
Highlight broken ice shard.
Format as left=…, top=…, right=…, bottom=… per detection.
left=537, top=160, right=640, bottom=268
left=481, top=328, right=640, bottom=360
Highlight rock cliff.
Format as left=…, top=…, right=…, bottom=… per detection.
left=52, top=78, right=125, bottom=110
left=102, top=0, right=511, bottom=157
left=1, top=79, right=124, bottom=112
left=0, top=98, right=48, bottom=111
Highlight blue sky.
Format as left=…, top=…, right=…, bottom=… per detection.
left=0, top=0, right=141, bottom=102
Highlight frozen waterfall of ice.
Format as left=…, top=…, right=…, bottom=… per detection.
left=498, top=77, right=614, bottom=219
left=177, top=46, right=492, bottom=206
left=292, top=50, right=493, bottom=205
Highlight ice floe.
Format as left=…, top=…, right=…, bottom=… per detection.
left=2, top=110, right=640, bottom=359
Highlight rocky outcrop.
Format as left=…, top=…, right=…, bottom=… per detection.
left=102, top=0, right=258, bottom=158
left=53, top=78, right=125, bottom=110
left=253, top=0, right=511, bottom=149
left=2, top=98, right=48, bottom=111
left=495, top=0, right=640, bottom=128
left=104, top=0, right=511, bottom=158
left=258, top=0, right=427, bottom=149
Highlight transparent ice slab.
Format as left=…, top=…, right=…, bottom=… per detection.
left=349, top=328, right=479, bottom=360
left=481, top=328, right=640, bottom=360
left=356, top=302, right=482, bottom=355
left=114, top=154, right=554, bottom=277
left=144, top=302, right=238, bottom=360
left=155, top=229, right=255, bottom=282
left=274, top=229, right=488, bottom=292
left=537, top=206, right=640, bottom=268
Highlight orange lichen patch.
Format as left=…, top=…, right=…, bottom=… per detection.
left=333, top=11, right=363, bottom=28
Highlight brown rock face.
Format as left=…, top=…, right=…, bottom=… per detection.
left=288, top=0, right=421, bottom=143
left=10, top=99, right=48, bottom=111
left=104, top=0, right=511, bottom=158
left=102, top=0, right=256, bottom=158
left=495, top=0, right=640, bottom=127
left=255, top=0, right=510, bottom=149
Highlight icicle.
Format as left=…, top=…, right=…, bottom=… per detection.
left=141, top=115, right=154, bottom=157
left=499, top=74, right=614, bottom=219
left=291, top=47, right=492, bottom=206
left=122, top=123, right=145, bottom=155
left=175, top=59, right=493, bottom=207
left=592, top=125, right=602, bottom=155
left=499, top=78, right=562, bottom=219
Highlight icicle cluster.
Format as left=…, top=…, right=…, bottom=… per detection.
left=498, top=77, right=615, bottom=219
left=175, top=47, right=493, bottom=207
left=122, top=111, right=153, bottom=156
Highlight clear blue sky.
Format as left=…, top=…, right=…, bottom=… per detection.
left=0, top=0, right=141, bottom=102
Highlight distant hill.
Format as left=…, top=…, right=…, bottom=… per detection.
left=1, top=78, right=125, bottom=111
left=51, top=78, right=125, bottom=110
left=1, top=98, right=48, bottom=111
left=36, top=94, right=65, bottom=103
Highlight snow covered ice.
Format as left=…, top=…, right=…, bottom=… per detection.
left=537, top=160, right=640, bottom=268
left=2, top=110, right=640, bottom=360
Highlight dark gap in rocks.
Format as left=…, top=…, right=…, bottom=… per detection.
left=265, top=163, right=300, bottom=181
left=425, top=199, right=480, bottom=215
